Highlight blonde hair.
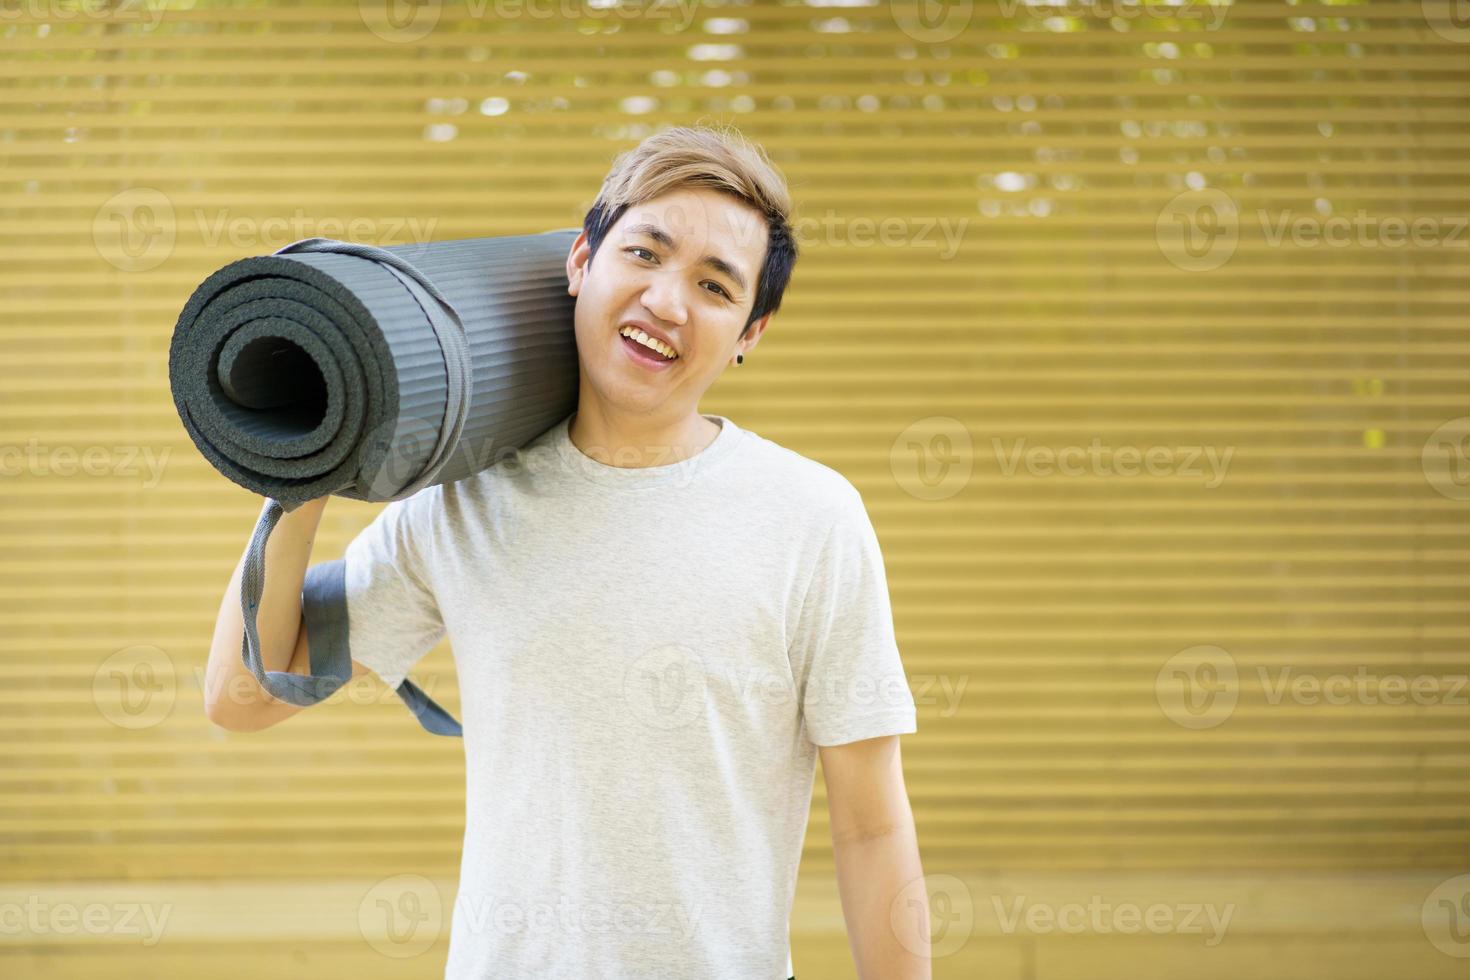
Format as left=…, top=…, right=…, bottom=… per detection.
left=581, top=123, right=798, bottom=337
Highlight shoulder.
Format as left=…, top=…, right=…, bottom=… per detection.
left=734, top=425, right=866, bottom=526
left=412, top=431, right=559, bottom=545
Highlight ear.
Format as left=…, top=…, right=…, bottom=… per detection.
left=736, top=312, right=773, bottom=359
left=565, top=229, right=592, bottom=297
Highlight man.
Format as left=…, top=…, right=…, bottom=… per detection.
left=205, top=124, right=930, bottom=979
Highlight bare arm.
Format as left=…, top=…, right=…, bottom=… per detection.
left=203, top=497, right=370, bottom=731
left=820, top=735, right=932, bottom=980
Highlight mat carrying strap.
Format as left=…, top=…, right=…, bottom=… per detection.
left=234, top=237, right=473, bottom=736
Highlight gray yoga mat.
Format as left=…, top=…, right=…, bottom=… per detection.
left=169, top=231, right=582, bottom=735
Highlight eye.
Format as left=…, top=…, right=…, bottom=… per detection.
left=628, top=246, right=731, bottom=301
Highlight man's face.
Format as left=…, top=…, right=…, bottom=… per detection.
left=565, top=186, right=772, bottom=419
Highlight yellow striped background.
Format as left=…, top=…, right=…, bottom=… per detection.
left=2, top=0, right=1469, bottom=976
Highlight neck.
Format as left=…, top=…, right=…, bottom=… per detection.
left=567, top=405, right=720, bottom=469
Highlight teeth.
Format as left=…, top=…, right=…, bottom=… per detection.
left=619, top=325, right=677, bottom=360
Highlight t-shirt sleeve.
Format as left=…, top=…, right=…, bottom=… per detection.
left=321, top=489, right=447, bottom=690
left=790, top=484, right=918, bottom=747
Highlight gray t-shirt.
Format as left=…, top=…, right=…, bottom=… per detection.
left=338, top=410, right=917, bottom=978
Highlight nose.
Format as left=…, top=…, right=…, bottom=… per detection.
left=639, top=268, right=690, bottom=327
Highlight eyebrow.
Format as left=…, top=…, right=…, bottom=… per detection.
left=624, top=221, right=750, bottom=295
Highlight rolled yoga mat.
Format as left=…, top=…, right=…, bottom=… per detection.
left=169, top=231, right=582, bottom=736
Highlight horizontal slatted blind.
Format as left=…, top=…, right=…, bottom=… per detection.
left=2, top=0, right=1468, bottom=885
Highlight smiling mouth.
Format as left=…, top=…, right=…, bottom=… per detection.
left=619, top=332, right=678, bottom=372
left=618, top=324, right=679, bottom=361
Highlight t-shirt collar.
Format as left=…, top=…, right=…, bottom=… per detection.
left=553, top=411, right=743, bottom=490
